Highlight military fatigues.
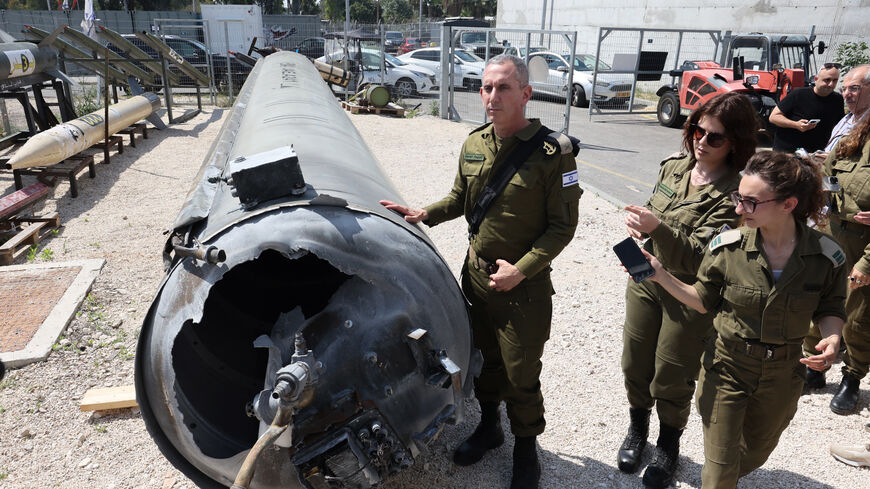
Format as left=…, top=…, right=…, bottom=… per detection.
left=693, top=223, right=847, bottom=488
left=803, top=140, right=870, bottom=380
left=622, top=154, right=741, bottom=430
left=424, top=119, right=581, bottom=436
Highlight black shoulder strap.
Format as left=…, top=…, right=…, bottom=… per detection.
left=468, top=125, right=550, bottom=237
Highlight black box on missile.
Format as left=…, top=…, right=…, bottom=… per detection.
left=228, top=145, right=306, bottom=207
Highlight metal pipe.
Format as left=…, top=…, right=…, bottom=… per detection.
left=230, top=404, right=293, bottom=489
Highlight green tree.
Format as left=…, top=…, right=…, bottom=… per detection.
left=834, top=41, right=870, bottom=75
left=300, top=0, right=319, bottom=15
left=323, top=0, right=344, bottom=21
left=382, top=0, right=412, bottom=23
left=442, top=0, right=462, bottom=17
left=349, top=0, right=376, bottom=23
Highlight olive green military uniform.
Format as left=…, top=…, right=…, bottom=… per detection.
left=424, top=119, right=581, bottom=436
left=622, top=154, right=742, bottom=430
left=803, top=140, right=870, bottom=380
left=693, top=223, right=847, bottom=488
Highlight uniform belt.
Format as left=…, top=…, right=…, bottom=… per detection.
left=721, top=337, right=801, bottom=361
left=468, top=246, right=498, bottom=274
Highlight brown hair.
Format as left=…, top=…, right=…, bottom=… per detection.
left=682, top=92, right=759, bottom=171
left=835, top=109, right=870, bottom=158
left=743, top=151, right=826, bottom=223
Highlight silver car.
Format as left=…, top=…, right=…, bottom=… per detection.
left=527, top=52, right=633, bottom=107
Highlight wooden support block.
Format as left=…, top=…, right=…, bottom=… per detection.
left=0, top=221, right=47, bottom=265
left=79, top=385, right=138, bottom=412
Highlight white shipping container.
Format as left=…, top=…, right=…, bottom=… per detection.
left=200, top=4, right=264, bottom=55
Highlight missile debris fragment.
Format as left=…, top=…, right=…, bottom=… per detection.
left=137, top=51, right=477, bottom=489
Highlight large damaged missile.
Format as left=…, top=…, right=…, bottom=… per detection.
left=137, top=51, right=477, bottom=489
left=5, top=91, right=165, bottom=169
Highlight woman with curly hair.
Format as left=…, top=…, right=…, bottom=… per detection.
left=617, top=92, right=758, bottom=488
left=640, top=151, right=847, bottom=488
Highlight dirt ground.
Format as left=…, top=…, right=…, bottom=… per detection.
left=0, top=103, right=867, bottom=489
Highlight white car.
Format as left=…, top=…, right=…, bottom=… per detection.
left=317, top=49, right=437, bottom=97
left=526, top=52, right=633, bottom=107
left=398, top=47, right=485, bottom=90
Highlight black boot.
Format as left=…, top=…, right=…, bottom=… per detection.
left=510, top=435, right=541, bottom=489
left=642, top=423, right=682, bottom=489
left=805, top=367, right=826, bottom=390
left=453, top=401, right=505, bottom=466
left=617, top=408, right=650, bottom=473
left=830, top=373, right=861, bottom=415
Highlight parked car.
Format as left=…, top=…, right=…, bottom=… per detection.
left=502, top=46, right=548, bottom=58
left=384, top=31, right=404, bottom=53
left=397, top=38, right=424, bottom=55
left=452, top=30, right=506, bottom=58
left=317, top=49, right=436, bottom=97
left=526, top=51, right=633, bottom=107
left=294, top=37, right=325, bottom=59
left=107, top=34, right=252, bottom=92
left=398, top=47, right=485, bottom=90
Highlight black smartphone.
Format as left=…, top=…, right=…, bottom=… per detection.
left=613, top=237, right=656, bottom=283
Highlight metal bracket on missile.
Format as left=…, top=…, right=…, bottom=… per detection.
left=228, top=145, right=306, bottom=209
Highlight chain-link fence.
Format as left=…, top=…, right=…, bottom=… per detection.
left=587, top=27, right=723, bottom=118
left=442, top=26, right=578, bottom=133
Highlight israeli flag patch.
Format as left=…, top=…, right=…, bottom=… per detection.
left=562, top=170, right=579, bottom=187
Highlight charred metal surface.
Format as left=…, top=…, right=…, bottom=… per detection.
left=136, top=51, right=478, bottom=489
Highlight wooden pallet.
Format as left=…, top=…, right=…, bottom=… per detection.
left=117, top=123, right=148, bottom=148
left=341, top=101, right=405, bottom=117
left=89, top=135, right=124, bottom=164
left=12, top=154, right=96, bottom=198
left=0, top=212, right=61, bottom=266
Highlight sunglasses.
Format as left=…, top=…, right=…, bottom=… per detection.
left=823, top=62, right=842, bottom=69
left=730, top=191, right=780, bottom=213
left=690, top=124, right=730, bottom=148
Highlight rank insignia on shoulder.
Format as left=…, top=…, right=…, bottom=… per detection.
left=545, top=131, right=578, bottom=156
left=818, top=235, right=846, bottom=267
left=543, top=140, right=558, bottom=155
left=464, top=153, right=485, bottom=162
left=709, top=229, right=741, bottom=251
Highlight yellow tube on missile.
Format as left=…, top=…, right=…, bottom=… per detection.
left=6, top=93, right=162, bottom=169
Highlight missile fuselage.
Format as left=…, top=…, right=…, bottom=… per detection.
left=6, top=93, right=161, bottom=169
left=0, top=42, right=56, bottom=80
left=137, top=51, right=475, bottom=489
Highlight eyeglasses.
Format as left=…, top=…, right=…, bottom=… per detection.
left=823, top=62, right=842, bottom=69
left=730, top=191, right=780, bottom=213
left=690, top=124, right=730, bottom=148
left=844, top=84, right=866, bottom=94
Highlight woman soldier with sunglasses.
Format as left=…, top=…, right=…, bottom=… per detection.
left=637, top=151, right=846, bottom=488
left=617, top=92, right=758, bottom=488
left=802, top=107, right=870, bottom=414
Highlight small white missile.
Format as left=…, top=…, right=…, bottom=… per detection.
left=6, top=92, right=164, bottom=170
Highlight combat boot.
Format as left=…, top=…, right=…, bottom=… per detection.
left=804, top=366, right=826, bottom=390
left=510, top=435, right=541, bottom=489
left=830, top=373, right=861, bottom=415
left=617, top=407, right=650, bottom=473
left=642, top=423, right=682, bottom=489
left=453, top=401, right=504, bottom=466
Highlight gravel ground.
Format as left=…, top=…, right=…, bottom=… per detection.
left=0, top=107, right=868, bottom=489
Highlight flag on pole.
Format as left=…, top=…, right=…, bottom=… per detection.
left=81, top=0, right=96, bottom=40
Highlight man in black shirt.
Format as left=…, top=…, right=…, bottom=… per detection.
left=769, top=64, right=844, bottom=152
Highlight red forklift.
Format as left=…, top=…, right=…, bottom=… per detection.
left=655, top=30, right=826, bottom=131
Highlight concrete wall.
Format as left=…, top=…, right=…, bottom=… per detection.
left=497, top=0, right=870, bottom=62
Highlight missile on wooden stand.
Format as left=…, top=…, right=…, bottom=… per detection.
left=5, top=90, right=166, bottom=169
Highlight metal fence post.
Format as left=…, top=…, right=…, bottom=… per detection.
left=223, top=22, right=233, bottom=105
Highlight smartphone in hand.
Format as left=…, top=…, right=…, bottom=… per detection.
left=806, top=119, right=821, bottom=124
left=613, top=237, right=655, bottom=283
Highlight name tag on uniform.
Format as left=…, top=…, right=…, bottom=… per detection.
left=464, top=153, right=485, bottom=161
left=562, top=170, right=578, bottom=187
left=656, top=183, right=675, bottom=198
